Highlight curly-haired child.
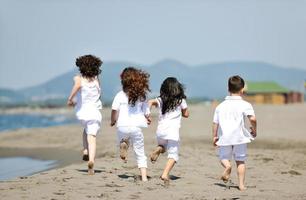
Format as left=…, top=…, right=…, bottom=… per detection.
left=67, top=54, right=102, bottom=175
left=148, top=77, right=189, bottom=185
left=110, top=67, right=151, bottom=182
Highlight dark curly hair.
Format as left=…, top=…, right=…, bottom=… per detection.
left=160, top=77, right=186, bottom=115
left=120, top=67, right=150, bottom=106
left=75, top=55, right=102, bottom=78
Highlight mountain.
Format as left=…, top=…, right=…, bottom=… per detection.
left=0, top=88, right=26, bottom=105
left=2, top=60, right=306, bottom=105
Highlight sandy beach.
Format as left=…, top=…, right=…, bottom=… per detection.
left=0, top=104, right=306, bottom=200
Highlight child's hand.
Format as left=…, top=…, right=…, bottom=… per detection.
left=110, top=121, right=116, bottom=127
left=67, top=99, right=75, bottom=107
left=144, top=114, right=151, bottom=125
left=250, top=127, right=257, bottom=138
left=213, top=136, right=219, bottom=147
left=251, top=131, right=257, bottom=138
left=145, top=115, right=152, bottom=125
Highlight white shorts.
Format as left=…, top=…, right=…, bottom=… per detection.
left=80, top=120, right=101, bottom=136
left=157, top=138, right=180, bottom=162
left=219, top=143, right=247, bottom=161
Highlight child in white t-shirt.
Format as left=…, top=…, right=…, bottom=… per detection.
left=212, top=75, right=257, bottom=191
left=149, top=77, right=189, bottom=185
left=111, top=67, right=151, bottom=182
left=67, top=55, right=102, bottom=175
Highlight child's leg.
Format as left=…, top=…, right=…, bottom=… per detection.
left=87, top=134, right=96, bottom=163
left=220, top=159, right=232, bottom=183
left=117, top=127, right=130, bottom=161
left=233, top=144, right=247, bottom=190
left=236, top=161, right=246, bottom=190
left=219, top=146, right=233, bottom=183
left=130, top=128, right=148, bottom=182
left=85, top=121, right=100, bottom=175
left=82, top=129, right=89, bottom=161
left=87, top=134, right=96, bottom=175
left=161, top=140, right=179, bottom=180
left=161, top=158, right=175, bottom=180
left=150, top=138, right=166, bottom=163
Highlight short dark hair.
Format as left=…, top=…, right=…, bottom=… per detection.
left=228, top=75, right=245, bottom=93
left=75, top=55, right=102, bottom=78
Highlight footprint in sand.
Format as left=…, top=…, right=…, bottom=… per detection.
left=104, top=183, right=124, bottom=188
left=262, top=157, right=274, bottom=163
left=129, top=194, right=140, bottom=199
left=281, top=170, right=302, bottom=175
left=53, top=192, right=65, bottom=195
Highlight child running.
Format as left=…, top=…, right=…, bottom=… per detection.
left=149, top=77, right=189, bottom=185
left=212, top=75, right=257, bottom=191
left=67, top=54, right=103, bottom=175
left=110, top=67, right=151, bottom=182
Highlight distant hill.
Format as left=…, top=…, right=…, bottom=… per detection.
left=0, top=88, right=25, bottom=105
left=1, top=60, right=306, bottom=105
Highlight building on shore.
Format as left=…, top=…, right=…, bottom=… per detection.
left=244, top=82, right=304, bottom=104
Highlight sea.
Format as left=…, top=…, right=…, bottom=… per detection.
left=0, top=113, right=78, bottom=181
left=0, top=113, right=77, bottom=132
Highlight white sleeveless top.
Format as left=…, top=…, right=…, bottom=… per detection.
left=75, top=76, right=102, bottom=121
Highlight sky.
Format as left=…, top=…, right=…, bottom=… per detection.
left=1, top=0, right=306, bottom=89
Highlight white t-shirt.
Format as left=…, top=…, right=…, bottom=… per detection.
left=213, top=96, right=255, bottom=146
left=156, top=98, right=188, bottom=141
left=112, top=91, right=149, bottom=128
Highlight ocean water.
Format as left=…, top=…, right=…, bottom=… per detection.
left=0, top=157, right=57, bottom=181
left=0, top=114, right=77, bottom=132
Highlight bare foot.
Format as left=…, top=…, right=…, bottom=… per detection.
left=119, top=139, right=129, bottom=162
left=150, top=146, right=164, bottom=163
left=88, top=161, right=95, bottom=175
left=141, top=176, right=148, bottom=182
left=160, top=176, right=170, bottom=187
left=82, top=154, right=89, bottom=161
left=221, top=166, right=231, bottom=183
left=239, top=185, right=247, bottom=191
left=82, top=149, right=89, bottom=161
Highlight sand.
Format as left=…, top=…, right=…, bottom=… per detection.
left=0, top=104, right=306, bottom=200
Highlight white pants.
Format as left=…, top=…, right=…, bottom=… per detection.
left=117, top=127, right=147, bottom=168
left=219, top=144, right=247, bottom=161
left=157, top=138, right=180, bottom=162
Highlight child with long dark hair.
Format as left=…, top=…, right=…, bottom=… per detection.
left=67, top=54, right=102, bottom=175
left=110, top=67, right=151, bottom=182
left=148, top=77, right=189, bottom=185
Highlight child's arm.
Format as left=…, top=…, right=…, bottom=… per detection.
left=181, top=108, right=189, bottom=118
left=67, top=76, right=81, bottom=106
left=148, top=99, right=158, bottom=109
left=110, top=110, right=118, bottom=126
left=248, top=115, right=257, bottom=137
left=181, top=99, right=189, bottom=118
left=212, top=122, right=219, bottom=146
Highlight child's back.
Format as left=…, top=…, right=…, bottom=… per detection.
left=112, top=90, right=148, bottom=128
left=75, top=76, right=102, bottom=121
left=214, top=96, right=254, bottom=146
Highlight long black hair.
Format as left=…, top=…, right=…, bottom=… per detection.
left=159, top=77, right=186, bottom=115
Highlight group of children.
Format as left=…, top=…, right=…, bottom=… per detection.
left=67, top=55, right=257, bottom=190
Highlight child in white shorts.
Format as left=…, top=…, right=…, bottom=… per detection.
left=67, top=55, right=103, bottom=175
left=110, top=67, right=151, bottom=182
left=149, top=77, right=189, bottom=185
left=212, top=75, right=257, bottom=191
